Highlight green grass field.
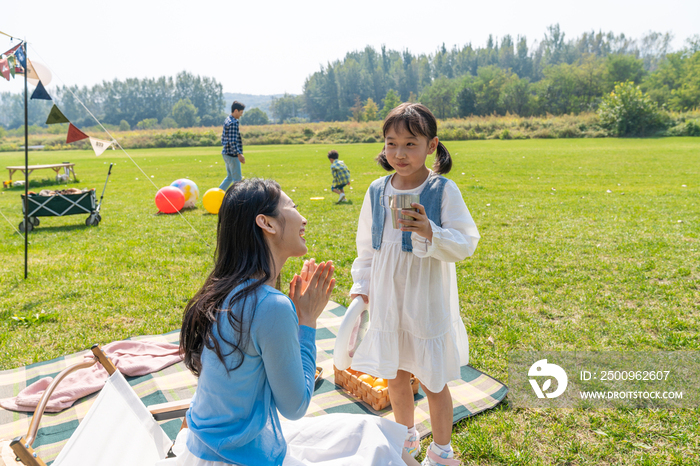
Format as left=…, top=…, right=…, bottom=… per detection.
left=0, top=138, right=698, bottom=465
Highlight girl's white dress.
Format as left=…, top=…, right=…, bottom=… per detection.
left=350, top=172, right=480, bottom=393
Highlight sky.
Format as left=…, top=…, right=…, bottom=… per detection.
left=1, top=0, right=699, bottom=96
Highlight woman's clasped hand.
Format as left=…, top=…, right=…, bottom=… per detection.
left=289, top=259, right=335, bottom=329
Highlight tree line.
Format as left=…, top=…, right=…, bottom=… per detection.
left=2, top=26, right=698, bottom=133
left=0, top=71, right=225, bottom=130
left=292, top=25, right=699, bottom=122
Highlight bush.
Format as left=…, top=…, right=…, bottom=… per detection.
left=666, top=119, right=700, bottom=136
left=532, top=128, right=556, bottom=138
left=119, top=120, right=130, bottom=131
left=160, top=117, right=178, bottom=129
left=284, top=117, right=309, bottom=124
left=240, top=108, right=270, bottom=126
left=200, top=114, right=219, bottom=127
left=598, top=81, right=668, bottom=136
left=136, top=118, right=158, bottom=130
left=556, top=125, right=582, bottom=138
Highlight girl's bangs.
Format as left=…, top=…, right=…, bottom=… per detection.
left=383, top=111, right=429, bottom=140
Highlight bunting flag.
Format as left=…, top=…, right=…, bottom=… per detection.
left=30, top=81, right=51, bottom=100
left=66, top=123, right=88, bottom=143
left=1, top=43, right=21, bottom=56
left=89, top=137, right=113, bottom=156
left=0, top=58, right=9, bottom=81
left=8, top=56, right=15, bottom=78
left=46, top=105, right=69, bottom=124
left=19, top=59, right=51, bottom=85
left=13, top=43, right=26, bottom=69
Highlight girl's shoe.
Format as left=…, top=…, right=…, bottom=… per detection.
left=421, top=442, right=460, bottom=466
left=403, top=430, right=421, bottom=458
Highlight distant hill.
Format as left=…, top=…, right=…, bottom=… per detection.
left=223, top=93, right=287, bottom=118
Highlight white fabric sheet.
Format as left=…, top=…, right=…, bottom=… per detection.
left=160, top=413, right=407, bottom=466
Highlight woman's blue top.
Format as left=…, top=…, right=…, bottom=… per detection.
left=185, top=283, right=316, bottom=466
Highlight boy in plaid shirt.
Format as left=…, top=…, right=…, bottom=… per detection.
left=328, top=150, right=351, bottom=203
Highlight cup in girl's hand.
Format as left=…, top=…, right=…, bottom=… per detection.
left=387, top=194, right=420, bottom=229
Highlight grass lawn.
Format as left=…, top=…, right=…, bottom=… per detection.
left=0, top=137, right=698, bottom=465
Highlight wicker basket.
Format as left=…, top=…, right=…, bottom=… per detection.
left=333, top=365, right=420, bottom=411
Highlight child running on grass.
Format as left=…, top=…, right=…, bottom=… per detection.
left=350, top=103, right=480, bottom=466
left=327, top=150, right=351, bottom=203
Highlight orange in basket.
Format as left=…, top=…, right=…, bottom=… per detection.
left=333, top=365, right=419, bottom=411
left=372, top=378, right=388, bottom=389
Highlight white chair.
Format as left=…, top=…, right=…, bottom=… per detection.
left=9, top=345, right=189, bottom=466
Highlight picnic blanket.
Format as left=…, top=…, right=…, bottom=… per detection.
left=0, top=340, right=182, bottom=413
left=0, top=301, right=507, bottom=465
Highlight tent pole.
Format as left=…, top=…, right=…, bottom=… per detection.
left=24, top=41, right=28, bottom=279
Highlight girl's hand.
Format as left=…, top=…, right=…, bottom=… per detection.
left=350, top=294, right=369, bottom=304
left=290, top=261, right=335, bottom=329
left=398, top=203, right=433, bottom=242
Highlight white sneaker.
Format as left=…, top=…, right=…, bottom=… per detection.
left=337, top=193, right=346, bottom=203
left=403, top=430, right=421, bottom=458
left=421, top=442, right=460, bottom=466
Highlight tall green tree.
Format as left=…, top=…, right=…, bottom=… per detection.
left=172, top=98, right=199, bottom=127
left=270, top=93, right=304, bottom=123
left=605, top=54, right=646, bottom=89
left=645, top=50, right=700, bottom=111
left=456, top=81, right=477, bottom=117
left=380, top=89, right=402, bottom=118
left=420, top=76, right=458, bottom=118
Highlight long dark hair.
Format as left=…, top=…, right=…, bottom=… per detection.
left=376, top=102, right=452, bottom=174
left=180, top=178, right=282, bottom=377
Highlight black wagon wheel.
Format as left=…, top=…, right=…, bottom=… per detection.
left=31, top=217, right=40, bottom=226
left=86, top=214, right=100, bottom=227
left=19, top=220, right=34, bottom=233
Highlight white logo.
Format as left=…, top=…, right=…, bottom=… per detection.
left=528, top=359, right=568, bottom=398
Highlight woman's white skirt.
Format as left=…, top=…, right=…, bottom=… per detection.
left=157, top=413, right=407, bottom=466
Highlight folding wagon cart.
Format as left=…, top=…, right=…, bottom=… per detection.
left=19, top=163, right=113, bottom=233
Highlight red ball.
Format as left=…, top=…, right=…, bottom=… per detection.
left=155, top=186, right=185, bottom=214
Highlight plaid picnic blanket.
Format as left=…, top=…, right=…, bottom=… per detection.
left=0, top=301, right=507, bottom=465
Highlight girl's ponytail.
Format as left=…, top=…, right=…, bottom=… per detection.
left=432, top=141, right=452, bottom=174
left=375, top=147, right=394, bottom=172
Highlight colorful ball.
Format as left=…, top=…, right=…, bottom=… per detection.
left=155, top=186, right=185, bottom=214
left=202, top=188, right=225, bottom=214
left=170, top=178, right=200, bottom=208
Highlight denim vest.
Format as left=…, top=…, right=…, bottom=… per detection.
left=369, top=173, right=448, bottom=252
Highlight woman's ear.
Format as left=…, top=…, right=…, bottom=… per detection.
left=255, top=214, right=276, bottom=235
left=427, top=136, right=439, bottom=154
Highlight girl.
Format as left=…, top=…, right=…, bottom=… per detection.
left=177, top=178, right=416, bottom=466
left=350, top=103, right=480, bottom=466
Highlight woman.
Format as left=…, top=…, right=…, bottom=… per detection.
left=174, top=179, right=416, bottom=466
